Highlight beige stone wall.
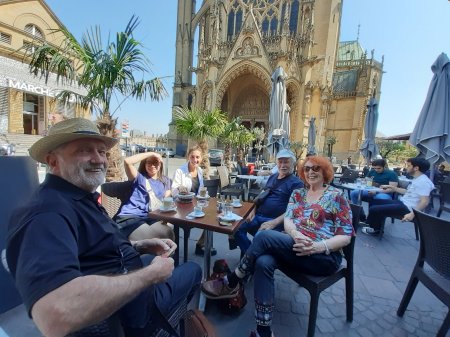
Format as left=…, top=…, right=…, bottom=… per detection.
left=8, top=88, right=23, bottom=133
left=0, top=0, right=90, bottom=134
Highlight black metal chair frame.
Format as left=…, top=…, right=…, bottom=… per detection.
left=397, top=209, right=450, bottom=337
left=217, top=166, right=245, bottom=200
left=437, top=181, right=450, bottom=218
left=279, top=203, right=361, bottom=337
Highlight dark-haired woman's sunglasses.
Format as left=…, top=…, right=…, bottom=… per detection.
left=303, top=165, right=321, bottom=172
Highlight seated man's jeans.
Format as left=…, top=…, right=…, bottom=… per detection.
left=350, top=189, right=392, bottom=204
left=234, top=214, right=283, bottom=254
left=366, top=199, right=410, bottom=231
left=119, top=260, right=202, bottom=336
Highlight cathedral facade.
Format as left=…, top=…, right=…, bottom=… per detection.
left=169, top=0, right=383, bottom=161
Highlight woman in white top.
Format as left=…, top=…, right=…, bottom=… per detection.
left=172, top=145, right=216, bottom=256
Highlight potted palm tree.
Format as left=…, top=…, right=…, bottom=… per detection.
left=24, top=16, right=167, bottom=181
left=173, top=106, right=227, bottom=178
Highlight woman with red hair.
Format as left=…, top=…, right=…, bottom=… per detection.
left=202, top=155, right=354, bottom=337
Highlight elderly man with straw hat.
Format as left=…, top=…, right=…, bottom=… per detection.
left=6, top=118, right=201, bottom=337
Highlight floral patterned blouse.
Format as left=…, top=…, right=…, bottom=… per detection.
left=285, top=185, right=354, bottom=241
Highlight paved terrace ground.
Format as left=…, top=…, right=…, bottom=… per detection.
left=0, top=194, right=448, bottom=337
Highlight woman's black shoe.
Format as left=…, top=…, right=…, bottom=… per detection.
left=195, top=245, right=217, bottom=256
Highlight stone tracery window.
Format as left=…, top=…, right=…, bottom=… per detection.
left=228, top=0, right=299, bottom=37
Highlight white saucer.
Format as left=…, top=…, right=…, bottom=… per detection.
left=232, top=203, right=242, bottom=208
left=159, top=206, right=176, bottom=212
left=196, top=194, right=210, bottom=200
left=189, top=211, right=205, bottom=218
left=220, top=214, right=234, bottom=221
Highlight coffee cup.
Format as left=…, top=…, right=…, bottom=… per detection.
left=163, top=197, right=174, bottom=209
left=232, top=197, right=240, bottom=206
left=194, top=206, right=203, bottom=215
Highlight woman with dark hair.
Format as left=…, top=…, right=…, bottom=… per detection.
left=115, top=151, right=174, bottom=241
left=202, top=155, right=354, bottom=337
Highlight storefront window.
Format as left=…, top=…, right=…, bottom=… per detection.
left=23, top=93, right=39, bottom=134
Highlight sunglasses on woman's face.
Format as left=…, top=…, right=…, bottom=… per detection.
left=303, top=165, right=321, bottom=173
left=146, top=161, right=160, bottom=166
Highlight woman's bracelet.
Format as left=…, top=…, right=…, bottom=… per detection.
left=322, top=239, right=330, bottom=255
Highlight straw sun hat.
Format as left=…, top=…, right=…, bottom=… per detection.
left=29, top=118, right=118, bottom=163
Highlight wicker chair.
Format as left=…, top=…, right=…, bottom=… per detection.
left=101, top=181, right=133, bottom=218
left=279, top=203, right=361, bottom=337
left=397, top=210, right=450, bottom=337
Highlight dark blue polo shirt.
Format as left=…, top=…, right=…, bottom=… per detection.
left=257, top=173, right=303, bottom=218
left=6, top=174, right=141, bottom=316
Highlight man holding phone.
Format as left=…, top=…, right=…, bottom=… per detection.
left=361, top=157, right=434, bottom=236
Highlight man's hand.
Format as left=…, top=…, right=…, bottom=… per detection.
left=246, top=208, right=256, bottom=222
left=148, top=255, right=174, bottom=283
left=259, top=220, right=276, bottom=231
left=402, top=212, right=415, bottom=222
left=380, top=185, right=394, bottom=193
left=135, top=238, right=177, bottom=256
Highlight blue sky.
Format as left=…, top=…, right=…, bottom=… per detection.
left=45, top=0, right=450, bottom=137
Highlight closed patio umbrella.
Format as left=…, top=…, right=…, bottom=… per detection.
left=307, top=117, right=317, bottom=155
left=267, top=66, right=290, bottom=156
left=409, top=53, right=450, bottom=166
left=360, top=97, right=380, bottom=164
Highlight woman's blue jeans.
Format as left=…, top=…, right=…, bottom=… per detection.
left=236, top=231, right=342, bottom=327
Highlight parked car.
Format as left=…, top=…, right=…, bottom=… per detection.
left=208, top=148, right=224, bottom=166
left=159, top=147, right=175, bottom=158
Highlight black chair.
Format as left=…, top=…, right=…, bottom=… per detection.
left=0, top=157, right=39, bottom=314
left=339, top=169, right=359, bottom=184
left=203, top=178, right=220, bottom=197
left=217, top=166, right=245, bottom=200
left=437, top=181, right=450, bottom=217
left=279, top=203, right=361, bottom=337
left=380, top=179, right=419, bottom=241
left=397, top=210, right=450, bottom=337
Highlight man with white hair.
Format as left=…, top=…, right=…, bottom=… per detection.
left=234, top=149, right=303, bottom=256
left=6, top=118, right=201, bottom=337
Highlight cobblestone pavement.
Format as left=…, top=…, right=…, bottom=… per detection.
left=198, top=205, right=449, bottom=337
left=1, top=204, right=448, bottom=337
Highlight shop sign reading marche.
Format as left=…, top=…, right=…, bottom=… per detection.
left=7, top=79, right=76, bottom=102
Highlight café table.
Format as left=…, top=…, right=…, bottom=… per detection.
left=339, top=182, right=384, bottom=204
left=148, top=197, right=255, bottom=310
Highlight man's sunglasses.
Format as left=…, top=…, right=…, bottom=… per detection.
left=303, top=165, right=321, bottom=173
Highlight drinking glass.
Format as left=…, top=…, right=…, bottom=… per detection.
left=224, top=204, right=233, bottom=218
